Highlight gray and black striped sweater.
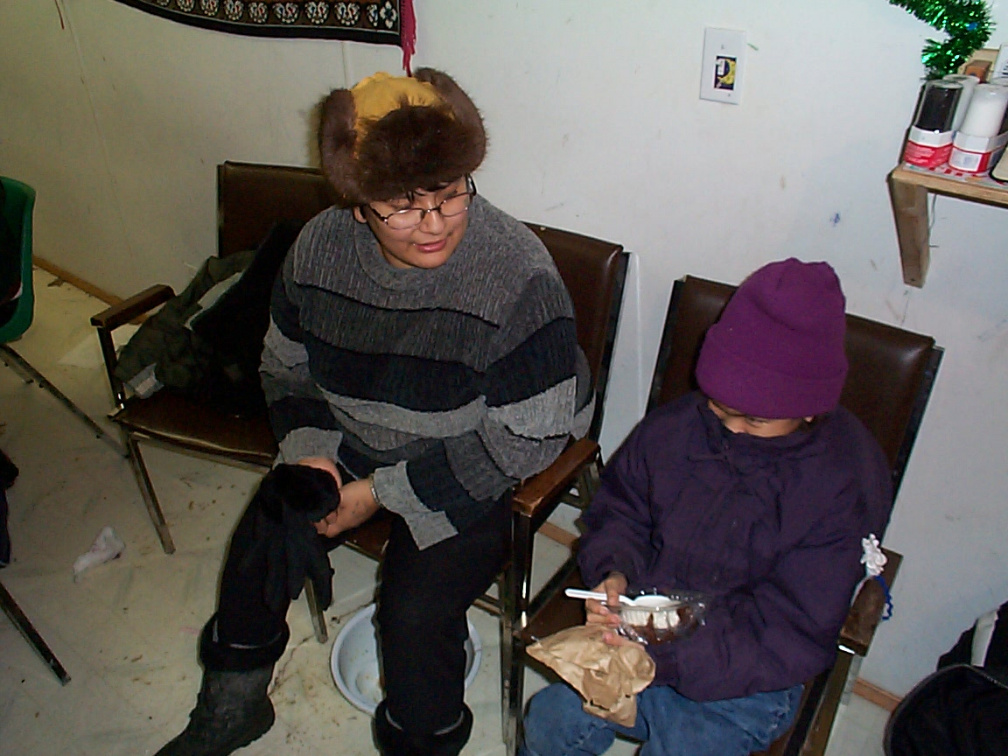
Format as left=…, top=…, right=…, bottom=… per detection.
left=261, top=196, right=593, bottom=549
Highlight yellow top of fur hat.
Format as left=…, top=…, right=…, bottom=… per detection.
left=351, top=72, right=445, bottom=137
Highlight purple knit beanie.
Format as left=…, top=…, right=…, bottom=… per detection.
left=695, top=258, right=848, bottom=419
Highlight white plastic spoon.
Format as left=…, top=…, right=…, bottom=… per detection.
left=563, top=588, right=636, bottom=605
left=564, top=588, right=680, bottom=609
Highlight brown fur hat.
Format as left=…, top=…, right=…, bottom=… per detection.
left=318, top=68, right=487, bottom=206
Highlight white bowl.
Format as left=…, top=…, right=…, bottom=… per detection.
left=330, top=603, right=482, bottom=715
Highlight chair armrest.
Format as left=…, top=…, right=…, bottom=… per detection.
left=512, top=437, right=600, bottom=519
left=90, top=284, right=175, bottom=331
left=839, top=547, right=902, bottom=656
left=90, top=284, right=175, bottom=408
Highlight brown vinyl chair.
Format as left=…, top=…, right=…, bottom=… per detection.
left=90, top=163, right=336, bottom=556
left=508, top=274, right=943, bottom=756
left=90, top=161, right=628, bottom=663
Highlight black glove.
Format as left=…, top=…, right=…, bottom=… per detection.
left=251, top=464, right=341, bottom=613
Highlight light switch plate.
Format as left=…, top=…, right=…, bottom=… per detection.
left=700, top=27, right=746, bottom=105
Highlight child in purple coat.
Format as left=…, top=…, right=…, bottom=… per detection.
left=521, top=258, right=892, bottom=756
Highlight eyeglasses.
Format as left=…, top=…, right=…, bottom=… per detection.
left=367, top=175, right=477, bottom=230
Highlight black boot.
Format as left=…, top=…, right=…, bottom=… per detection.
left=374, top=701, right=474, bottom=756
left=155, top=666, right=275, bottom=756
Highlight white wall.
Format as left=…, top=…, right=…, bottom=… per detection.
left=3, top=0, right=1008, bottom=697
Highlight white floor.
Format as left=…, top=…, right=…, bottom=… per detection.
left=0, top=268, right=891, bottom=755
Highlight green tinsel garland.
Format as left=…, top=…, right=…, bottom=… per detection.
left=891, top=0, right=993, bottom=78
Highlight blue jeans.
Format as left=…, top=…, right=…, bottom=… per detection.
left=520, top=680, right=803, bottom=756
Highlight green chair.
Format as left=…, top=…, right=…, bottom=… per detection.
left=0, top=177, right=36, bottom=344
left=0, top=176, right=110, bottom=441
left=0, top=176, right=73, bottom=685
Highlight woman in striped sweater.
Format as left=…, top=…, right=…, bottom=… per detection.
left=158, top=69, right=592, bottom=756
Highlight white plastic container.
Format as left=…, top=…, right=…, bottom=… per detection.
left=949, top=130, right=1008, bottom=173
left=959, top=84, right=1008, bottom=138
left=944, top=74, right=980, bottom=132
left=330, top=603, right=482, bottom=715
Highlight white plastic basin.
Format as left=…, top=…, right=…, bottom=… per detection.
left=330, top=603, right=482, bottom=715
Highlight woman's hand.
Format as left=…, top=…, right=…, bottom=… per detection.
left=297, top=456, right=342, bottom=486
left=290, top=457, right=362, bottom=538
left=313, top=477, right=379, bottom=538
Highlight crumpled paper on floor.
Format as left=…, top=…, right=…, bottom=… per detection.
left=526, top=623, right=655, bottom=726
left=73, top=526, right=125, bottom=580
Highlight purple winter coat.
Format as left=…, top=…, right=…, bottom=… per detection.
left=578, top=392, right=892, bottom=701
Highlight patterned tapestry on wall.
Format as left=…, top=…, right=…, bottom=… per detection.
left=111, top=1, right=416, bottom=67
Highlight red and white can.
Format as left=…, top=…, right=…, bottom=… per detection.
left=903, top=126, right=954, bottom=169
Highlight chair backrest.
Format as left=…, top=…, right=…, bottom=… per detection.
left=0, top=176, right=37, bottom=343
left=649, top=275, right=942, bottom=497
left=526, top=224, right=628, bottom=441
left=217, top=161, right=336, bottom=259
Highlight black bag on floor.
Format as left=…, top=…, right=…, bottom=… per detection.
left=885, top=602, right=1008, bottom=755
left=0, top=448, right=17, bottom=567
left=1, top=181, right=23, bottom=327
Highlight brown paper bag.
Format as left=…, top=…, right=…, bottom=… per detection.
left=526, top=623, right=655, bottom=726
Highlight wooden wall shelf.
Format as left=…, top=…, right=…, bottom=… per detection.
left=888, top=164, right=1008, bottom=287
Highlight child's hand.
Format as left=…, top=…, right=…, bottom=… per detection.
left=585, top=571, right=628, bottom=629
left=600, top=629, right=638, bottom=648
